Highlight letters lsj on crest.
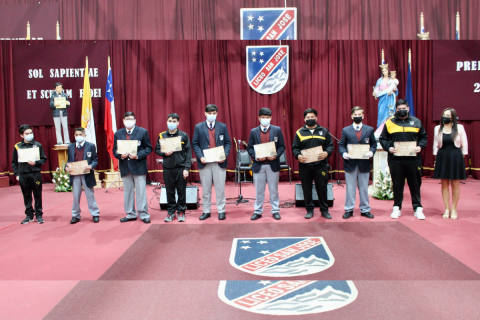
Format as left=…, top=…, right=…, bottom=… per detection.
left=246, top=46, right=289, bottom=95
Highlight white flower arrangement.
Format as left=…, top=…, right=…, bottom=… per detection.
left=52, top=163, right=72, bottom=192
left=373, top=168, right=394, bottom=200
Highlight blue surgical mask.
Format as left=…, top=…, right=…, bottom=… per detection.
left=167, top=123, right=178, bottom=131
left=260, top=119, right=271, bottom=127
left=206, top=114, right=216, bottom=123
left=24, top=134, right=34, bottom=142
left=75, top=136, right=85, bottom=143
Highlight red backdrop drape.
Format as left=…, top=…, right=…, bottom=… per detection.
left=1, top=0, right=479, bottom=40
left=1, top=40, right=479, bottom=185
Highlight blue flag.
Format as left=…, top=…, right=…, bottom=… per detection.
left=406, top=62, right=415, bottom=117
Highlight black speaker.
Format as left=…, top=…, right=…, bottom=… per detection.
left=159, top=186, right=199, bottom=210
left=295, top=183, right=334, bottom=207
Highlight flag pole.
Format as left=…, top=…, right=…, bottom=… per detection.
left=26, top=21, right=30, bottom=40
left=456, top=12, right=460, bottom=40
left=56, top=21, right=60, bottom=40
left=408, top=48, right=411, bottom=65
left=381, top=49, right=384, bottom=64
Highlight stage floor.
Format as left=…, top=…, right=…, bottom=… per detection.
left=0, top=178, right=479, bottom=319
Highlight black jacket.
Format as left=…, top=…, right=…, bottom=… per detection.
left=49, top=91, right=70, bottom=117
left=339, top=124, right=377, bottom=173
left=113, top=126, right=153, bottom=177
left=379, top=115, right=428, bottom=160
left=292, top=124, right=334, bottom=166
left=11, top=140, right=47, bottom=176
left=191, top=121, right=232, bottom=169
left=155, top=129, right=192, bottom=171
left=67, top=141, right=98, bottom=188
left=246, top=125, right=286, bottom=173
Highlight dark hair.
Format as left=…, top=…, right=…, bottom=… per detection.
left=439, top=108, right=459, bottom=141
left=205, top=104, right=218, bottom=112
left=19, top=124, right=32, bottom=135
left=380, top=67, right=390, bottom=78
left=351, top=106, right=364, bottom=115
left=124, top=111, right=136, bottom=119
left=54, top=82, right=63, bottom=88
left=304, top=108, right=318, bottom=118
left=259, top=108, right=272, bottom=116
left=74, top=127, right=85, bottom=134
left=395, top=99, right=408, bottom=108
left=167, top=113, right=180, bottom=121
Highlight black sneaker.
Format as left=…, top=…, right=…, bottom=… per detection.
left=36, top=217, right=45, bottom=224
left=21, top=217, right=34, bottom=224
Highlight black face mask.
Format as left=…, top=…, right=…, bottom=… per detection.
left=305, top=119, right=316, bottom=127
left=353, top=116, right=363, bottom=124
left=396, top=109, right=408, bottom=118
left=442, top=117, right=452, bottom=124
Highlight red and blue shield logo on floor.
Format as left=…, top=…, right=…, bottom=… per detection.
left=229, top=237, right=334, bottom=277
left=218, top=280, right=358, bottom=315
left=246, top=45, right=289, bottom=95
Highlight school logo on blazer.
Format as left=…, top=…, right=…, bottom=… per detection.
left=87, top=152, right=92, bottom=157
left=218, top=280, right=358, bottom=315
left=246, top=45, right=289, bottom=95
left=229, top=237, right=334, bottom=277
left=274, top=136, right=278, bottom=142
left=220, top=135, right=224, bottom=141
left=366, top=138, right=369, bottom=143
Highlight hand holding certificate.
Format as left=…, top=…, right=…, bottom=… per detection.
left=159, top=136, right=182, bottom=153
left=394, top=141, right=417, bottom=156
left=54, top=97, right=66, bottom=109
left=203, top=146, right=226, bottom=163
left=301, top=146, right=323, bottom=164
left=67, top=160, right=89, bottom=176
left=17, top=147, right=40, bottom=163
left=347, top=144, right=370, bottom=159
left=117, top=140, right=138, bottom=155
left=254, top=141, right=276, bottom=160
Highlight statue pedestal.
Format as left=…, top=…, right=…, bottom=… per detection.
left=93, top=171, right=103, bottom=189
left=103, top=171, right=123, bottom=188
left=52, top=145, right=68, bottom=167
left=369, top=139, right=389, bottom=195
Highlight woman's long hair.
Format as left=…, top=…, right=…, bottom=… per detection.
left=439, top=108, right=458, bottom=141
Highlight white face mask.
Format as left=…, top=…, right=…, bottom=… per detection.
left=260, top=118, right=271, bottom=127
left=24, top=133, right=34, bottom=142
left=124, top=120, right=135, bottom=129
left=206, top=114, right=216, bottom=123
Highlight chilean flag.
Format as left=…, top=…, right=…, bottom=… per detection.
left=105, top=68, right=118, bottom=170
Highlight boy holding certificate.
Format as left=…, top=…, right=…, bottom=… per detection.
left=339, top=107, right=376, bottom=219
left=155, top=113, right=192, bottom=222
left=246, top=108, right=285, bottom=221
left=292, top=109, right=334, bottom=219
left=379, top=99, right=428, bottom=220
left=11, top=124, right=47, bottom=224
left=65, top=127, right=100, bottom=224
left=192, top=104, right=231, bottom=221
left=49, top=82, right=71, bottom=145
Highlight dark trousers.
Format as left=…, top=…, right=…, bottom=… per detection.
left=388, top=158, right=422, bottom=210
left=19, top=172, right=43, bottom=218
left=299, top=164, right=329, bottom=212
left=163, top=168, right=187, bottom=214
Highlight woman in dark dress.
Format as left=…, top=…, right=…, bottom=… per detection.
left=433, top=108, right=468, bottom=220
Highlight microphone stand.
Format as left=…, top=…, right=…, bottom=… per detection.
left=328, top=131, right=344, bottom=187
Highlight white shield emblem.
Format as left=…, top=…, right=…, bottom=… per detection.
left=247, top=45, right=289, bottom=94
left=218, top=280, right=358, bottom=315
left=320, top=131, right=323, bottom=135
left=229, top=237, right=334, bottom=277
left=366, top=138, right=369, bottom=143
left=274, top=137, right=278, bottom=142
left=219, top=135, right=224, bottom=141
left=410, top=121, right=414, bottom=125
left=87, top=152, right=91, bottom=157
left=137, top=140, right=141, bottom=146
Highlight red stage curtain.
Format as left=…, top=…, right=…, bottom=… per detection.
left=1, top=40, right=479, bottom=185
left=1, top=0, right=479, bottom=40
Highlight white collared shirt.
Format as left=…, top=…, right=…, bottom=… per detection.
left=206, top=120, right=215, bottom=129
left=126, top=126, right=136, bottom=134
left=76, top=140, right=86, bottom=148
left=353, top=123, right=363, bottom=131
left=260, top=124, right=270, bottom=132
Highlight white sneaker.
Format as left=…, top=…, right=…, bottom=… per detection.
left=391, top=206, right=401, bottom=219
left=414, top=207, right=425, bottom=220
